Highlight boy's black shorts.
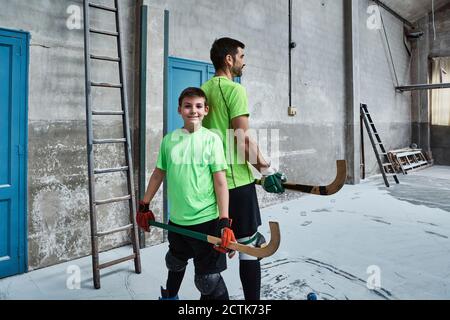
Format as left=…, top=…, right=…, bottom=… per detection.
left=229, top=182, right=262, bottom=239
left=168, top=218, right=226, bottom=275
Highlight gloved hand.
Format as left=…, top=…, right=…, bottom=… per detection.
left=214, top=218, right=236, bottom=258
left=260, top=166, right=287, bottom=194
left=136, top=201, right=155, bottom=232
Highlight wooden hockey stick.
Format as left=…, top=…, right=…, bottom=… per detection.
left=255, top=160, right=347, bottom=196
left=149, top=220, right=281, bottom=258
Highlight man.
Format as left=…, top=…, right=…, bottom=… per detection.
left=201, top=37, right=286, bottom=300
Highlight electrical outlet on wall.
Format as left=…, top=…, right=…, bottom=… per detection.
left=288, top=106, right=297, bottom=116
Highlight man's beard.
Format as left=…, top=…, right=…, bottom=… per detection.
left=232, top=65, right=243, bottom=77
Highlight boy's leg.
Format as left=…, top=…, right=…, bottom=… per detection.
left=161, top=226, right=192, bottom=299
left=195, top=273, right=229, bottom=300
left=190, top=219, right=229, bottom=300
left=165, top=251, right=188, bottom=298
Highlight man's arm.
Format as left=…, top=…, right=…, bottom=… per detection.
left=142, top=168, right=166, bottom=204
left=213, top=170, right=229, bottom=219
left=231, top=115, right=270, bottom=172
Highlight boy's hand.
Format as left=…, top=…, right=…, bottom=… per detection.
left=260, top=167, right=287, bottom=194
left=214, top=218, right=236, bottom=258
left=136, top=201, right=155, bottom=232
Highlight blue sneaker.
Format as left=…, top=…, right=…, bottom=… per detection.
left=307, top=292, right=318, bottom=300
left=159, top=286, right=179, bottom=300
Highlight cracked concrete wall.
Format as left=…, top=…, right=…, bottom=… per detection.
left=0, top=0, right=138, bottom=270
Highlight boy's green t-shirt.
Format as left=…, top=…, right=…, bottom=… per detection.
left=201, top=76, right=255, bottom=189
left=156, top=126, right=228, bottom=226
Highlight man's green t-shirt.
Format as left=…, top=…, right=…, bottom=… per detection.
left=156, top=126, right=228, bottom=226
left=201, top=76, right=255, bottom=189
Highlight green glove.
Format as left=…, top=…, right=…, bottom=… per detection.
left=261, top=170, right=287, bottom=194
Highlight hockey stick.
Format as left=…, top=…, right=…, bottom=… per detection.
left=148, top=220, right=281, bottom=258
left=255, top=160, right=347, bottom=196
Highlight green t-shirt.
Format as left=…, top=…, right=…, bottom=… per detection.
left=201, top=76, right=255, bottom=189
left=156, top=126, right=228, bottom=226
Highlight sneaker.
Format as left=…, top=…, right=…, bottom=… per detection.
left=159, top=286, right=179, bottom=300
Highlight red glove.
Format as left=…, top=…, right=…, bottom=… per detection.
left=136, top=201, right=155, bottom=232
left=214, top=218, right=236, bottom=258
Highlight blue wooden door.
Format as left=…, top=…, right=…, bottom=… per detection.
left=0, top=29, right=28, bottom=278
left=167, top=57, right=240, bottom=133
left=167, top=58, right=211, bottom=133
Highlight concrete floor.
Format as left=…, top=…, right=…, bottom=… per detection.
left=1, top=166, right=449, bottom=300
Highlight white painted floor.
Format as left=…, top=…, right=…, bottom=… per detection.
left=1, top=166, right=449, bottom=300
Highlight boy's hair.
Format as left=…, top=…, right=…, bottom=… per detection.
left=178, top=87, right=207, bottom=107
left=210, top=37, right=245, bottom=71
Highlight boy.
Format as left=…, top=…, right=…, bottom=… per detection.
left=136, top=87, right=236, bottom=300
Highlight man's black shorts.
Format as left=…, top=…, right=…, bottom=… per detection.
left=168, top=218, right=226, bottom=275
left=229, top=182, right=262, bottom=239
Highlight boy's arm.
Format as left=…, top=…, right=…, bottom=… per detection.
left=142, top=168, right=166, bottom=204
left=213, top=170, right=229, bottom=219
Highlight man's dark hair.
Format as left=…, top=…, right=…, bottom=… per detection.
left=210, top=37, right=245, bottom=71
left=178, top=87, right=207, bottom=107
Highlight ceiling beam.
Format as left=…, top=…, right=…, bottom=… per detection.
left=396, top=83, right=450, bottom=92
left=373, top=0, right=415, bottom=27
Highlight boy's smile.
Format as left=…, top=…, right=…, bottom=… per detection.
left=178, top=96, right=209, bottom=132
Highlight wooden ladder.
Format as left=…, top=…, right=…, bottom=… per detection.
left=83, top=0, right=141, bottom=289
left=360, top=103, right=400, bottom=187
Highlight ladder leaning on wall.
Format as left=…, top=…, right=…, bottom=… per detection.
left=83, top=0, right=141, bottom=289
left=360, top=103, right=400, bottom=188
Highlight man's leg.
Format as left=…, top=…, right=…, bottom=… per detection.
left=237, top=232, right=266, bottom=300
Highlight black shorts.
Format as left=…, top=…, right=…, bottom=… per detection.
left=229, top=182, right=262, bottom=239
left=168, top=219, right=226, bottom=275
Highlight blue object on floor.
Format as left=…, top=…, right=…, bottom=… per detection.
left=307, top=292, right=318, bottom=300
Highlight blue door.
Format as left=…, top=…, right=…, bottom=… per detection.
left=0, top=28, right=29, bottom=278
left=167, top=57, right=212, bottom=133
left=165, top=58, right=239, bottom=220
left=167, top=57, right=240, bottom=133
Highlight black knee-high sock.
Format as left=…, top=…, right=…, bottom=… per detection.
left=239, top=260, right=261, bottom=300
left=166, top=269, right=186, bottom=298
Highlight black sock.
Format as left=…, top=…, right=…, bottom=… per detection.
left=166, top=270, right=186, bottom=298
left=239, top=260, right=261, bottom=300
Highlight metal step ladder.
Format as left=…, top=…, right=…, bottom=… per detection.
left=360, top=103, right=400, bottom=188
left=83, top=0, right=141, bottom=289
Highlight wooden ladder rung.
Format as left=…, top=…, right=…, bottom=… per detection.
left=95, top=195, right=131, bottom=205
left=89, top=3, right=117, bottom=12
left=97, top=224, right=133, bottom=237
left=98, top=254, right=136, bottom=270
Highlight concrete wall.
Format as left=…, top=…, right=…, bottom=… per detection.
left=0, top=0, right=138, bottom=270
left=359, top=0, right=412, bottom=176
left=412, top=3, right=450, bottom=165
left=0, top=0, right=415, bottom=269
left=144, top=0, right=412, bottom=201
